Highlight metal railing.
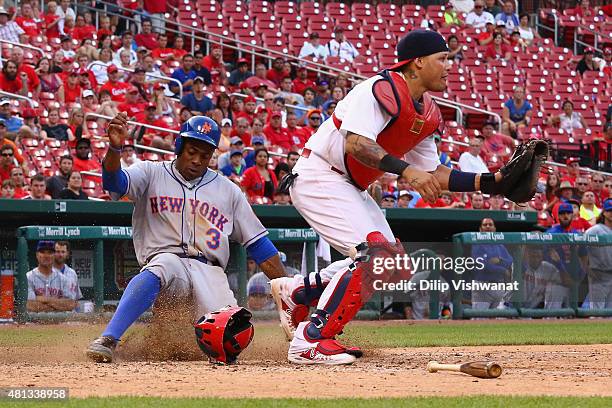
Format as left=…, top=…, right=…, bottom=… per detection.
left=0, top=39, right=46, bottom=60
left=573, top=24, right=606, bottom=55
left=87, top=61, right=184, bottom=99
left=230, top=92, right=310, bottom=113
left=535, top=9, right=559, bottom=46
left=433, top=97, right=503, bottom=133
left=0, top=91, right=39, bottom=108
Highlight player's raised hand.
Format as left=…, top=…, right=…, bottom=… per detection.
left=107, top=112, right=130, bottom=148
left=402, top=167, right=441, bottom=204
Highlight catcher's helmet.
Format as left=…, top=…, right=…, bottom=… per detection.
left=194, top=306, right=254, bottom=364
left=175, top=116, right=220, bottom=154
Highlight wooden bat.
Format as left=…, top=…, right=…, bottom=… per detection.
left=427, top=361, right=502, bottom=379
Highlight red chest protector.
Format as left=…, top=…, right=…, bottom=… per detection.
left=341, top=70, right=441, bottom=190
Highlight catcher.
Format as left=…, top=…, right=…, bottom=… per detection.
left=271, top=29, right=547, bottom=365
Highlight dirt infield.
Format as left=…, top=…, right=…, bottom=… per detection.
left=1, top=321, right=611, bottom=398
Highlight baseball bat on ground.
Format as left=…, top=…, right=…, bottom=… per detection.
left=426, top=361, right=502, bottom=379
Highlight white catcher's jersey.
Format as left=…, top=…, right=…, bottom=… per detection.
left=304, top=75, right=441, bottom=174
left=116, top=160, right=267, bottom=268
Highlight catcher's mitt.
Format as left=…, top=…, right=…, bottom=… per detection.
left=482, top=139, right=549, bottom=203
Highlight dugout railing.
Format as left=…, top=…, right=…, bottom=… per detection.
left=14, top=225, right=318, bottom=323
left=451, top=231, right=612, bottom=319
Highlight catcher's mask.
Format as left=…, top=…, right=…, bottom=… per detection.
left=194, top=306, right=254, bottom=364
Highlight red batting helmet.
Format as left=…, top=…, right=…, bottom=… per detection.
left=194, top=306, right=254, bottom=364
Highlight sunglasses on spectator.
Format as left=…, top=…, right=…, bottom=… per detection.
left=1, top=152, right=13, bottom=157
left=576, top=182, right=589, bottom=186
left=309, top=116, right=321, bottom=120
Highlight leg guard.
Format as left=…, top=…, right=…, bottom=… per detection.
left=305, top=231, right=406, bottom=340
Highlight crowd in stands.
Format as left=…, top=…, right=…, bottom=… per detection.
left=0, top=0, right=609, bottom=221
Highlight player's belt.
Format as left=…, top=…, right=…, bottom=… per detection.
left=147, top=252, right=220, bottom=266
left=301, top=148, right=345, bottom=176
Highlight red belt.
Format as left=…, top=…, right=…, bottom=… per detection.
left=301, top=148, right=345, bottom=176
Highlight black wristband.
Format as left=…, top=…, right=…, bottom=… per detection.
left=480, top=173, right=503, bottom=195
left=378, top=154, right=409, bottom=176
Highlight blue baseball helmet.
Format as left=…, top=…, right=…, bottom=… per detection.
left=175, top=116, right=220, bottom=154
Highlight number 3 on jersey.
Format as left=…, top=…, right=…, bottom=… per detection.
left=206, top=228, right=221, bottom=250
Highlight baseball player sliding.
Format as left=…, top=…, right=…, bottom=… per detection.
left=86, top=113, right=286, bottom=363
left=271, top=30, right=547, bottom=365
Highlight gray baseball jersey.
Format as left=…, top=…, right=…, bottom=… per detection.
left=27, top=268, right=79, bottom=300
left=116, top=160, right=267, bottom=268
left=53, top=264, right=83, bottom=300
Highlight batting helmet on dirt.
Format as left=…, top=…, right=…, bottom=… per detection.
left=175, top=115, right=220, bottom=154
left=194, top=306, right=254, bottom=364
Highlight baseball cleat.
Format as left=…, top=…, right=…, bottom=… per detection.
left=85, top=335, right=117, bottom=363
left=288, top=338, right=358, bottom=365
left=270, top=277, right=308, bottom=341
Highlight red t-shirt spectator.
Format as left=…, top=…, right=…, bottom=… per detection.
left=63, top=82, right=82, bottom=104
left=44, top=13, right=61, bottom=39
left=72, top=24, right=96, bottom=41
left=0, top=74, right=23, bottom=94
left=97, top=28, right=113, bottom=39
left=266, top=69, right=289, bottom=87
left=99, top=81, right=131, bottom=102
left=201, top=55, right=223, bottom=71
left=117, top=101, right=146, bottom=117
left=13, top=186, right=28, bottom=199
left=0, top=165, right=14, bottom=182
left=286, top=126, right=307, bottom=149
left=18, top=64, right=40, bottom=93
left=292, top=78, right=316, bottom=95
left=0, top=139, right=25, bottom=165
left=172, top=48, right=188, bottom=60
left=230, top=130, right=252, bottom=146
left=144, top=0, right=166, bottom=13
left=485, top=43, right=510, bottom=60
left=135, top=32, right=159, bottom=50
left=152, top=47, right=175, bottom=60
left=72, top=156, right=102, bottom=175
left=241, top=166, right=278, bottom=200
left=15, top=16, right=40, bottom=38
left=263, top=125, right=292, bottom=150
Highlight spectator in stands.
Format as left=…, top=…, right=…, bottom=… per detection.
left=68, top=108, right=90, bottom=140
left=201, top=45, right=226, bottom=79
left=599, top=48, right=611, bottom=76
left=0, top=100, right=24, bottom=135
left=23, top=174, right=50, bottom=200
left=117, top=49, right=136, bottom=77
left=273, top=191, right=291, bottom=206
left=229, top=58, right=253, bottom=87
left=286, top=152, right=299, bottom=171
left=458, top=137, right=489, bottom=173
left=471, top=217, right=513, bottom=310
left=0, top=144, right=15, bottom=181
left=433, top=134, right=452, bottom=168
left=58, top=68, right=82, bottom=104
left=134, top=19, right=158, bottom=50
left=485, top=32, right=512, bottom=62
left=241, top=148, right=278, bottom=201
left=466, top=0, right=494, bottom=28
left=502, top=86, right=532, bottom=138
left=517, top=13, right=537, bottom=46
left=545, top=172, right=561, bottom=203
left=568, top=198, right=593, bottom=232
left=19, top=108, right=41, bottom=139
left=113, top=32, right=137, bottom=66
left=0, top=60, right=28, bottom=96
left=72, top=14, right=96, bottom=41
left=478, top=21, right=496, bottom=46
left=11, top=47, right=40, bottom=96
left=120, top=142, right=141, bottom=168
left=322, top=100, right=337, bottom=121
left=59, top=171, right=88, bottom=200
left=484, top=0, right=501, bottom=16
left=71, top=138, right=101, bottom=176
left=576, top=48, right=599, bottom=76
left=303, top=109, right=322, bottom=140
left=191, top=50, right=213, bottom=86
left=218, top=136, right=245, bottom=170
left=379, top=192, right=397, bottom=208
left=293, top=66, right=317, bottom=96
left=180, top=76, right=214, bottom=116
left=277, top=77, right=303, bottom=106
left=585, top=199, right=612, bottom=308
left=275, top=162, right=291, bottom=182
left=135, top=103, right=172, bottom=149
left=266, top=57, right=289, bottom=88
left=495, top=1, right=518, bottom=33
left=443, top=2, right=464, bottom=27
left=232, top=117, right=252, bottom=146
left=264, top=112, right=291, bottom=150
left=150, top=33, right=173, bottom=61
left=99, top=65, right=131, bottom=103
left=590, top=174, right=607, bottom=207
left=1, top=179, right=14, bottom=198
left=220, top=150, right=246, bottom=179
left=330, top=86, right=345, bottom=104
left=328, top=27, right=359, bottom=62
left=10, top=167, right=28, bottom=199
left=59, top=36, right=76, bottom=60
left=214, top=93, right=231, bottom=122
left=15, top=2, right=40, bottom=39
left=575, top=176, right=590, bottom=198
left=40, top=108, right=73, bottom=142
left=36, top=57, right=62, bottom=94
left=489, top=194, right=504, bottom=210
left=447, top=35, right=464, bottom=64
left=46, top=154, right=71, bottom=198
left=26, top=241, right=78, bottom=312
left=480, top=120, right=514, bottom=157
left=56, top=0, right=76, bottom=37
left=580, top=191, right=601, bottom=225
left=565, top=157, right=581, bottom=183
left=574, top=0, right=596, bottom=18
left=0, top=7, right=26, bottom=43
left=547, top=100, right=587, bottom=133
left=395, top=190, right=412, bottom=208
left=88, top=48, right=112, bottom=85
left=116, top=86, right=145, bottom=118
left=470, top=192, right=486, bottom=209
left=299, top=33, right=329, bottom=60
left=242, top=63, right=277, bottom=91
left=170, top=35, right=187, bottom=60
left=170, top=54, right=197, bottom=94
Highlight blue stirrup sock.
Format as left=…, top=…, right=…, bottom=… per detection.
left=102, top=269, right=161, bottom=341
